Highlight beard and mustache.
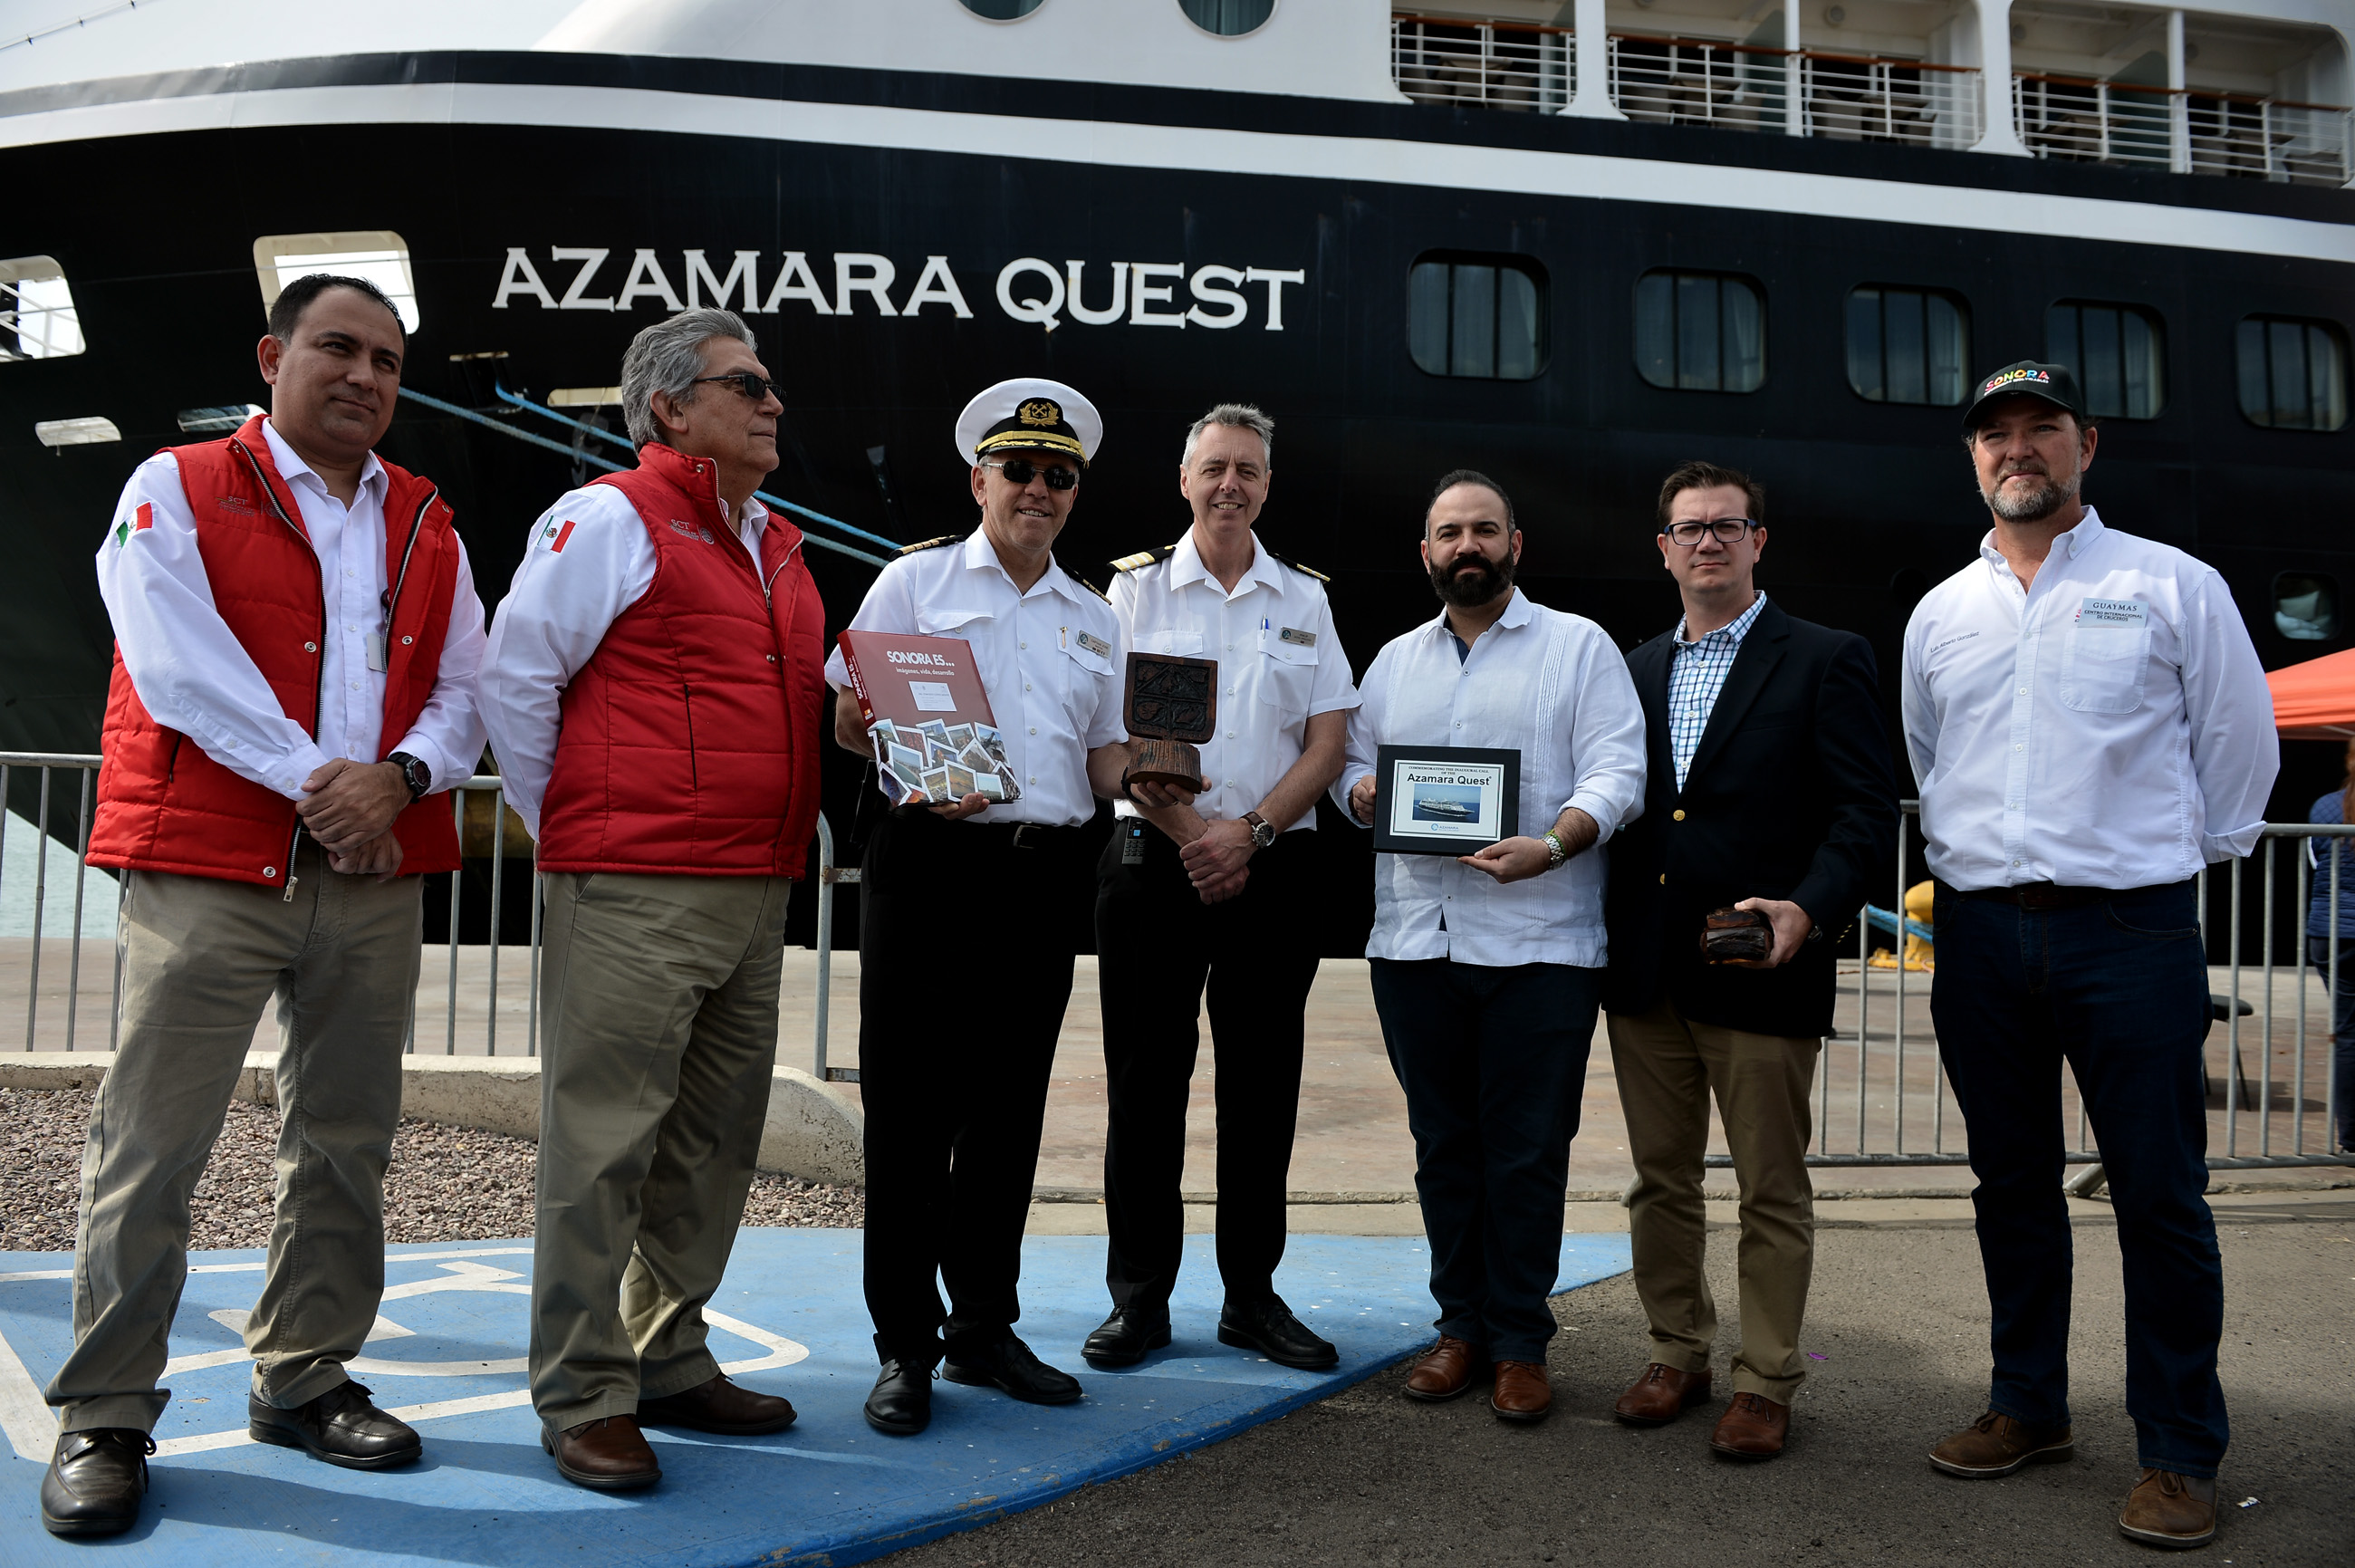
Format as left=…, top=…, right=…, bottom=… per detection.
left=1984, top=458, right=2082, bottom=524
left=1429, top=547, right=1517, bottom=608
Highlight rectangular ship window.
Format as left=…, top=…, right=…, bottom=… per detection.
left=0, top=256, right=86, bottom=361
left=2238, top=315, right=2348, bottom=432
left=2047, top=300, right=2164, bottom=419
left=253, top=232, right=420, bottom=332
left=1847, top=285, right=1968, bottom=406
left=1636, top=270, right=1764, bottom=394
left=1408, top=253, right=1547, bottom=381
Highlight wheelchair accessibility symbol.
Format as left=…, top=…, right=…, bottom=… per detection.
left=0, top=1246, right=810, bottom=1461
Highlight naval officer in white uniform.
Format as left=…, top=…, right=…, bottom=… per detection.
left=1082, top=402, right=1359, bottom=1374
left=827, top=379, right=1129, bottom=1437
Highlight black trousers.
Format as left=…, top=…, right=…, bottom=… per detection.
left=858, top=809, right=1088, bottom=1365
left=1368, top=957, right=1600, bottom=1364
left=1093, top=822, right=1321, bottom=1312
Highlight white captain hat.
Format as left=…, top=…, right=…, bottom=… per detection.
left=955, top=378, right=1102, bottom=468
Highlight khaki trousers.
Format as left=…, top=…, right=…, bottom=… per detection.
left=528, top=871, right=789, bottom=1430
left=1607, top=999, right=1819, bottom=1402
left=47, top=841, right=422, bottom=1433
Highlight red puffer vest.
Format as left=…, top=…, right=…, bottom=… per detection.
left=533, top=442, right=824, bottom=878
left=88, top=416, right=464, bottom=889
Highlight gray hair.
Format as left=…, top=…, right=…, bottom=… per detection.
left=620, top=308, right=758, bottom=447
left=1181, top=402, right=1274, bottom=469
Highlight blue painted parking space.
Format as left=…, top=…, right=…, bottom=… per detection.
left=0, top=1229, right=1630, bottom=1567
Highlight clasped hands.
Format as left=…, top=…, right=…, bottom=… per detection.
left=297, top=758, right=409, bottom=880
left=1130, top=774, right=1253, bottom=906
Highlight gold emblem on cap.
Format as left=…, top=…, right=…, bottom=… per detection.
left=1019, top=399, right=1061, bottom=428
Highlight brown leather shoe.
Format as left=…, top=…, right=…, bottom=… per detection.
left=1612, top=1362, right=1714, bottom=1427
left=637, top=1372, right=796, bottom=1436
left=1927, top=1409, right=2075, bottom=1478
left=541, top=1415, right=660, bottom=1491
left=1709, top=1390, right=1790, bottom=1458
left=1403, top=1336, right=1481, bottom=1402
left=1489, top=1361, right=1552, bottom=1425
left=2118, top=1468, right=2218, bottom=1549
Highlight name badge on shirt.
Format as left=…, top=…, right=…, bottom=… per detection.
left=1076, top=630, right=1112, bottom=659
left=2077, top=598, right=2148, bottom=628
left=1278, top=626, right=1316, bottom=647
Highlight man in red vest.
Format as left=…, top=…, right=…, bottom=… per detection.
left=43, top=274, right=486, bottom=1538
left=480, top=309, right=824, bottom=1492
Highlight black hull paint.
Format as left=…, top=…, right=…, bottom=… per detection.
left=5, top=76, right=2350, bottom=950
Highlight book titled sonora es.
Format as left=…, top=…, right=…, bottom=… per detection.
left=836, top=630, right=1022, bottom=806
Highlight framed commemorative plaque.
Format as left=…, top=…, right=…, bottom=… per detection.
left=1370, top=746, right=1521, bottom=857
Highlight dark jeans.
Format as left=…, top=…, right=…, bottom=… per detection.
left=1931, top=880, right=2227, bottom=1477
left=858, top=809, right=1089, bottom=1366
left=1095, top=823, right=1320, bottom=1313
left=2302, top=937, right=2355, bottom=1151
left=1368, top=957, right=1600, bottom=1364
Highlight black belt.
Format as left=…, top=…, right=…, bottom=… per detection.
left=1954, top=880, right=2182, bottom=911
left=952, top=820, right=1083, bottom=851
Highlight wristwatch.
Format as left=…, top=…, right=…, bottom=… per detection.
left=388, top=751, right=431, bottom=803
left=1243, top=811, right=1276, bottom=851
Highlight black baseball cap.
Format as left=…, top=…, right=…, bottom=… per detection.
left=1960, top=361, right=2085, bottom=435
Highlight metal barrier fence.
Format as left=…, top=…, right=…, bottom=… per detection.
left=0, top=755, right=860, bottom=1075
left=1, top=752, right=2345, bottom=1173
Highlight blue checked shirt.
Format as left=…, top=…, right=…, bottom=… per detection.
left=1667, top=592, right=1768, bottom=792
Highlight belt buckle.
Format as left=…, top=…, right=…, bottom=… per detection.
left=1010, top=823, right=1038, bottom=851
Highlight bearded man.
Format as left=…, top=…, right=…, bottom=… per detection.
left=1902, top=362, right=2274, bottom=1551
left=1334, top=469, right=1644, bottom=1425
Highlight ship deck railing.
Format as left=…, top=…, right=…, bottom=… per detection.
left=1390, top=13, right=2350, bottom=187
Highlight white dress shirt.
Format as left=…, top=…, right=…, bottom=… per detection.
left=1901, top=507, right=2277, bottom=891
left=1335, top=590, right=1648, bottom=968
left=1109, top=530, right=1359, bottom=830
left=824, top=530, right=1125, bottom=827
left=96, top=418, right=486, bottom=801
left=481, top=481, right=774, bottom=838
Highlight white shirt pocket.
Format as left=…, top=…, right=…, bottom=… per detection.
left=2059, top=621, right=2150, bottom=715
left=1135, top=627, right=1206, bottom=658
left=915, top=606, right=991, bottom=639
left=1256, top=629, right=1319, bottom=714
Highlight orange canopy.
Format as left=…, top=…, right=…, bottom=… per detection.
left=2268, top=647, right=2355, bottom=740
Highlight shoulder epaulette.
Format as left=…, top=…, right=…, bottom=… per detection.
left=1110, top=544, right=1178, bottom=573
left=1266, top=549, right=1329, bottom=583
left=1076, top=576, right=1111, bottom=602
left=898, top=534, right=959, bottom=555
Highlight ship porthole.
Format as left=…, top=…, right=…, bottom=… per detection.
left=1178, top=0, right=1276, bottom=38
left=957, top=0, right=1043, bottom=18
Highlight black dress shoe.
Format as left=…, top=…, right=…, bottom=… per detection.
left=41, top=1429, right=153, bottom=1537
left=1217, top=1294, right=1339, bottom=1370
left=943, top=1333, right=1083, bottom=1405
left=1082, top=1305, right=1172, bottom=1369
left=865, top=1353, right=935, bottom=1437
left=249, top=1380, right=422, bottom=1470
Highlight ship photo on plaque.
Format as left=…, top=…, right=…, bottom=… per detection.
left=1370, top=745, right=1521, bottom=857
left=1124, top=652, right=1218, bottom=794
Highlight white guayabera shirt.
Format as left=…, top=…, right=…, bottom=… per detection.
left=1336, top=590, right=1648, bottom=969
left=1901, top=507, right=2277, bottom=893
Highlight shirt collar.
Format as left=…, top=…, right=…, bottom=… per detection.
left=1169, top=527, right=1283, bottom=599
left=1425, top=586, right=1533, bottom=642
left=1673, top=591, right=1768, bottom=649
left=964, top=526, right=1091, bottom=606
left=1976, top=505, right=2106, bottom=570
left=261, top=417, right=385, bottom=504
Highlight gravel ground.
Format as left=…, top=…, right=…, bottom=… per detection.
left=0, top=1085, right=861, bottom=1252
left=886, top=1198, right=2355, bottom=1568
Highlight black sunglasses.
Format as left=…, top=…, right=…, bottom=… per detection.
left=981, top=457, right=1080, bottom=491
left=690, top=371, right=780, bottom=402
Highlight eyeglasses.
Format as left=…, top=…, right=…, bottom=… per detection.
left=1661, top=518, right=1760, bottom=546
left=690, top=371, right=780, bottom=402
left=981, top=457, right=1080, bottom=491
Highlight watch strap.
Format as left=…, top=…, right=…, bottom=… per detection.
left=388, top=751, right=429, bottom=802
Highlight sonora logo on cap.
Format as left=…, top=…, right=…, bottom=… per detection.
left=1979, top=367, right=2052, bottom=398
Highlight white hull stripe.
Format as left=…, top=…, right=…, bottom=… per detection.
left=5, top=79, right=2351, bottom=265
